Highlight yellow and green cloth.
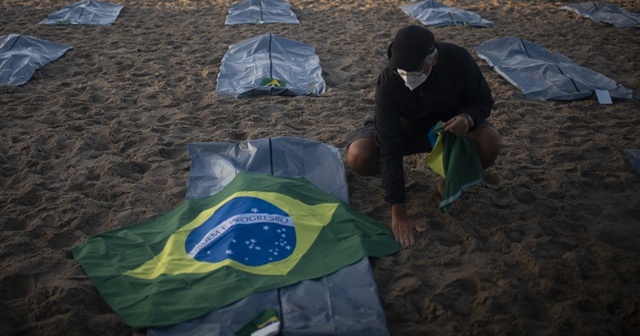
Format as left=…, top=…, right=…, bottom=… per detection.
left=235, top=309, right=280, bottom=336
left=426, top=121, right=484, bottom=212
left=72, top=172, right=400, bottom=330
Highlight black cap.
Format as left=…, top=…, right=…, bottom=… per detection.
left=389, top=25, right=436, bottom=72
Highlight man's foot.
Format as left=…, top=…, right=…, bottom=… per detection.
left=437, top=180, right=444, bottom=196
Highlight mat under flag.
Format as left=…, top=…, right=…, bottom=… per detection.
left=72, top=172, right=400, bottom=330
left=216, top=34, right=325, bottom=97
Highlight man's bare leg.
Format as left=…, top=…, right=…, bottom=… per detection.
left=467, top=124, right=501, bottom=169
left=345, top=138, right=381, bottom=176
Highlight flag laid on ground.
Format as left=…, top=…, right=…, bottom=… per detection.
left=72, top=172, right=400, bottom=330
left=426, top=121, right=484, bottom=212
left=234, top=309, right=280, bottom=336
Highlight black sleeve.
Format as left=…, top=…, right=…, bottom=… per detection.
left=459, top=51, right=494, bottom=125
left=374, top=72, right=406, bottom=205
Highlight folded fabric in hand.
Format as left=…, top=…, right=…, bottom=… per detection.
left=426, top=121, right=484, bottom=212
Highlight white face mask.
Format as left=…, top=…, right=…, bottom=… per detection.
left=397, top=65, right=432, bottom=91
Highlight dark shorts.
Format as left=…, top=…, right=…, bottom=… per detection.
left=346, top=119, right=494, bottom=155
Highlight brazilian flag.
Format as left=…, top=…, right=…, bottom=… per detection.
left=72, top=172, right=401, bottom=330
left=260, top=77, right=287, bottom=87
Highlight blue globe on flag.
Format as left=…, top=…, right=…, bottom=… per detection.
left=185, top=197, right=296, bottom=266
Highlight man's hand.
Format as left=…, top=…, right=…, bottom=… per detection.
left=444, top=114, right=471, bottom=136
left=391, top=203, right=427, bottom=247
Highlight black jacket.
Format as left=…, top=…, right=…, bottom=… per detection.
left=374, top=41, right=494, bottom=205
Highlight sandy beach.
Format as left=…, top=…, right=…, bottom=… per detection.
left=1, top=0, right=639, bottom=335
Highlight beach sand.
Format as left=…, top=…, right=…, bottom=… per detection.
left=1, top=0, right=639, bottom=335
